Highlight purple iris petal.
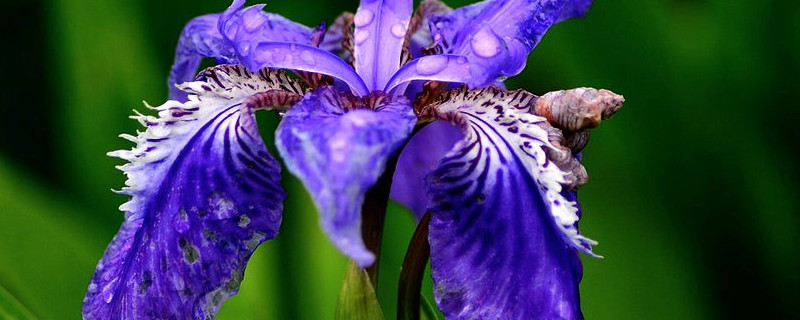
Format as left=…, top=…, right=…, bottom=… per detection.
left=428, top=0, right=592, bottom=87
left=275, top=87, right=416, bottom=267
left=168, top=14, right=236, bottom=101
left=245, top=42, right=370, bottom=95
left=390, top=120, right=462, bottom=219
left=353, top=0, right=412, bottom=91
left=424, top=87, right=596, bottom=319
left=84, top=65, right=305, bottom=319
left=383, top=54, right=471, bottom=93
left=218, top=0, right=313, bottom=59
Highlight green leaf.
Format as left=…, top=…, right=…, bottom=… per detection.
left=0, top=156, right=110, bottom=319
left=335, top=261, right=385, bottom=320
left=419, top=294, right=440, bottom=320
left=0, top=283, right=37, bottom=320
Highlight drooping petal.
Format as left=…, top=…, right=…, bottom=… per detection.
left=353, top=0, right=413, bottom=91
left=245, top=42, right=370, bottom=95
left=84, top=65, right=306, bottom=319
left=390, top=120, right=462, bottom=219
left=428, top=0, right=593, bottom=87
left=275, top=87, right=416, bottom=267
left=168, top=14, right=236, bottom=101
left=423, top=87, right=597, bottom=319
left=383, top=54, right=471, bottom=94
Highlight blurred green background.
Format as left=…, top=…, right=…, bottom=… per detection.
left=1, top=0, right=799, bottom=319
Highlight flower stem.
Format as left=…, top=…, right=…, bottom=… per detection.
left=397, top=211, right=431, bottom=320
left=361, top=152, right=401, bottom=289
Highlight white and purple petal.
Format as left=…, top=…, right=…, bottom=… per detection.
left=83, top=65, right=306, bottom=319
left=352, top=0, right=413, bottom=90
left=428, top=0, right=593, bottom=87
left=423, top=87, right=596, bottom=319
left=275, top=87, right=416, bottom=267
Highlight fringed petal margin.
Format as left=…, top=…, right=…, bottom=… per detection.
left=275, top=87, right=416, bottom=267
left=423, top=87, right=600, bottom=319
left=83, top=65, right=307, bottom=320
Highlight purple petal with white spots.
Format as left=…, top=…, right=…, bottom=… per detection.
left=423, top=87, right=596, bottom=319
left=353, top=0, right=412, bottom=91
left=428, top=0, right=593, bottom=87
left=384, top=54, right=471, bottom=94
left=168, top=14, right=236, bottom=101
left=83, top=65, right=306, bottom=319
left=390, top=121, right=462, bottom=219
left=275, top=87, right=416, bottom=267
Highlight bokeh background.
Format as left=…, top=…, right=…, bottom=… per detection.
left=1, top=0, right=799, bottom=319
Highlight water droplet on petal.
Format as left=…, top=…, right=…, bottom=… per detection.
left=391, top=23, right=406, bottom=38
left=354, top=29, right=370, bottom=45
left=470, top=27, right=501, bottom=58
left=242, top=8, right=266, bottom=32
left=354, top=9, right=374, bottom=27
left=237, top=42, right=251, bottom=57
left=289, top=43, right=297, bottom=51
left=301, top=50, right=316, bottom=65
left=415, top=55, right=449, bottom=76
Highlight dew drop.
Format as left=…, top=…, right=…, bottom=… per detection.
left=289, top=43, right=297, bottom=51
left=391, top=23, right=406, bottom=38
left=354, top=29, right=370, bottom=45
left=300, top=50, right=316, bottom=65
left=415, top=55, right=448, bottom=76
left=353, top=9, right=374, bottom=27
left=470, top=27, right=501, bottom=58
left=237, top=42, right=251, bottom=57
left=242, top=7, right=266, bottom=32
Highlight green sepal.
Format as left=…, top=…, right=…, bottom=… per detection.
left=335, top=261, right=385, bottom=320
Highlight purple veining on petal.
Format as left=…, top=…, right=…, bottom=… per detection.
left=390, top=121, right=462, bottom=219
left=423, top=87, right=595, bottom=318
left=275, top=87, right=416, bottom=267
left=428, top=0, right=593, bottom=87
left=168, top=14, right=236, bottom=101
left=246, top=42, right=369, bottom=95
left=84, top=65, right=305, bottom=319
left=353, top=0, right=413, bottom=91
left=383, top=54, right=471, bottom=94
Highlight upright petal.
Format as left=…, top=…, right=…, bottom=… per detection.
left=423, top=87, right=599, bottom=319
left=353, top=0, right=412, bottom=90
left=428, top=0, right=593, bottom=87
left=84, top=65, right=307, bottom=319
left=168, top=14, right=235, bottom=101
left=170, top=1, right=315, bottom=101
left=218, top=0, right=313, bottom=60
left=275, top=87, right=416, bottom=267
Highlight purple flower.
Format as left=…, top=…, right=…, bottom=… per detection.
left=83, top=0, right=623, bottom=319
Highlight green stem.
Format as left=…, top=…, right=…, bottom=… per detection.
left=397, top=211, right=432, bottom=320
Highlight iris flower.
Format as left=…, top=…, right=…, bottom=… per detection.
left=83, top=0, right=623, bottom=318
